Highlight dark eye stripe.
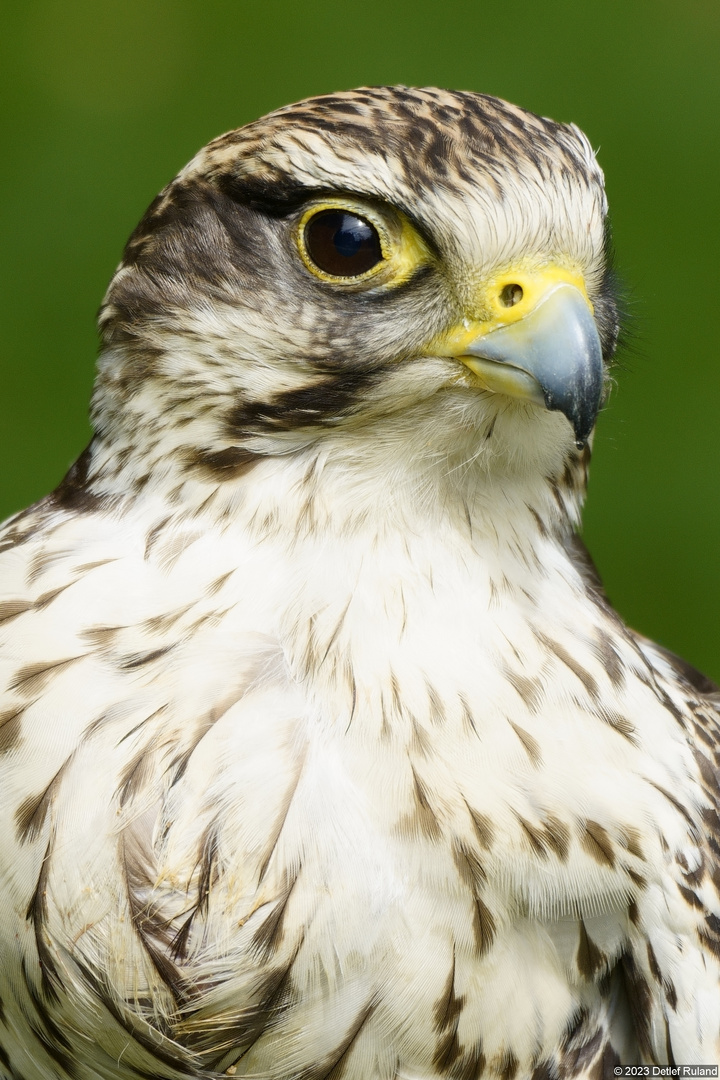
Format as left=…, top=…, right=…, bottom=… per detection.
left=304, top=210, right=383, bottom=277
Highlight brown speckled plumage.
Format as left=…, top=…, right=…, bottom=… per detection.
left=0, top=87, right=719, bottom=1079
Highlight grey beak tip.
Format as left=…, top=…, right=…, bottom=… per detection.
left=543, top=384, right=599, bottom=447
left=465, top=284, right=604, bottom=446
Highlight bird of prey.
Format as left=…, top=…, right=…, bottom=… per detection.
left=0, top=86, right=719, bottom=1080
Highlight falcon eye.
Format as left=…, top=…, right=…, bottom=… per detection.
left=303, top=210, right=384, bottom=278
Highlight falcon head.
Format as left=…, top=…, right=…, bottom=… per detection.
left=92, top=87, right=618, bottom=517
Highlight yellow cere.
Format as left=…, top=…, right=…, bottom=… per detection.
left=295, top=197, right=432, bottom=286
left=435, top=264, right=592, bottom=358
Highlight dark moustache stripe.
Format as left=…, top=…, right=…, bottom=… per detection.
left=225, top=366, right=381, bottom=436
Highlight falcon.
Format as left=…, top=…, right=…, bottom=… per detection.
left=0, top=87, right=718, bottom=1080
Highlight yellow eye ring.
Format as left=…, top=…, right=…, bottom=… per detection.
left=296, top=200, right=392, bottom=283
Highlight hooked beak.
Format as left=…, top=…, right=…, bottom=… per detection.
left=460, top=284, right=603, bottom=448
left=440, top=272, right=605, bottom=448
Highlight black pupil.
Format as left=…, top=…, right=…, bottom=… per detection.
left=304, top=210, right=383, bottom=277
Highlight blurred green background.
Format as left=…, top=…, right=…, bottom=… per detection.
left=1, top=0, right=719, bottom=678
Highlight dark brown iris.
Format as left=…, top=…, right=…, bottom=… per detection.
left=304, top=210, right=383, bottom=277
